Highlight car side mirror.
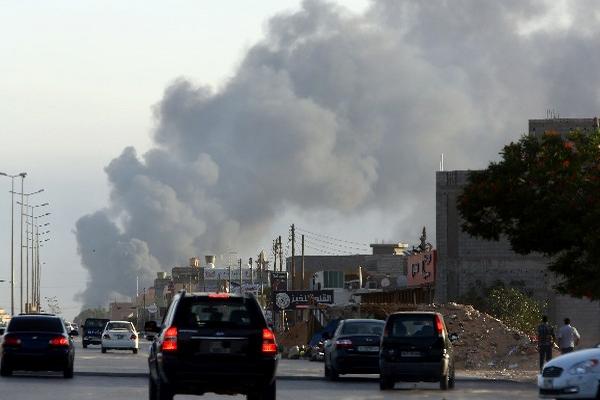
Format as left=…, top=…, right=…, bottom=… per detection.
left=449, top=333, right=459, bottom=342
left=321, top=332, right=330, bottom=340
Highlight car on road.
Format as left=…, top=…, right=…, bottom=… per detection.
left=0, top=313, right=76, bottom=378
left=379, top=311, right=457, bottom=390
left=148, top=290, right=278, bottom=400
left=323, top=319, right=385, bottom=380
left=82, top=318, right=110, bottom=348
left=101, top=320, right=139, bottom=354
left=538, top=347, right=600, bottom=399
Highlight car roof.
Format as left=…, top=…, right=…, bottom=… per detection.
left=107, top=320, right=132, bottom=324
left=14, top=313, right=58, bottom=318
left=341, top=319, right=385, bottom=323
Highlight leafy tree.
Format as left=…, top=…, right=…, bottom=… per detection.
left=487, top=286, right=545, bottom=334
left=458, top=129, right=600, bottom=299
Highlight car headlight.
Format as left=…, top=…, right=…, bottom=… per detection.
left=569, top=359, right=599, bottom=375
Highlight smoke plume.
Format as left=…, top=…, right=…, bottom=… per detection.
left=76, top=0, right=600, bottom=307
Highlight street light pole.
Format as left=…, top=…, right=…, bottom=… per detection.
left=0, top=172, right=26, bottom=315
left=13, top=189, right=44, bottom=313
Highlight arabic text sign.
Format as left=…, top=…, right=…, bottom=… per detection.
left=270, top=271, right=288, bottom=291
left=407, top=250, right=436, bottom=286
left=272, top=290, right=334, bottom=310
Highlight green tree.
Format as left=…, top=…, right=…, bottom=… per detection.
left=458, top=129, right=600, bottom=299
left=487, top=286, right=545, bottom=334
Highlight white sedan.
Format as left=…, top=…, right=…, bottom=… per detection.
left=101, top=321, right=139, bottom=354
left=539, top=348, right=600, bottom=399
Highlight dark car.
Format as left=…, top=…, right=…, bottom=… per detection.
left=0, top=313, right=76, bottom=378
left=148, top=291, right=278, bottom=400
left=323, top=319, right=385, bottom=380
left=379, top=311, right=458, bottom=390
left=82, top=318, right=110, bottom=348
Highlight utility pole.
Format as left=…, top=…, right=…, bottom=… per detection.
left=273, top=239, right=277, bottom=271
left=238, top=258, right=243, bottom=295
left=249, top=257, right=254, bottom=286
left=301, top=234, right=305, bottom=290
left=278, top=236, right=283, bottom=272
left=290, top=224, right=295, bottom=290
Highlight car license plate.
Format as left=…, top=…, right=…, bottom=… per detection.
left=543, top=378, right=553, bottom=389
left=401, top=351, right=422, bottom=357
left=208, top=341, right=231, bottom=354
left=116, top=334, right=123, bottom=339
left=357, top=346, right=379, bottom=352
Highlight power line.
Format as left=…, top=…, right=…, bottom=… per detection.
left=296, top=231, right=369, bottom=252
left=296, top=226, right=370, bottom=248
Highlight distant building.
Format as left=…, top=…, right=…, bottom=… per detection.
left=109, top=301, right=136, bottom=321
left=436, top=117, right=600, bottom=346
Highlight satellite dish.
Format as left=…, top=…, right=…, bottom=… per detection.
left=381, top=278, right=391, bottom=288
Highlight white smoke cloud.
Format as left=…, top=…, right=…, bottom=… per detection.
left=75, top=0, right=600, bottom=307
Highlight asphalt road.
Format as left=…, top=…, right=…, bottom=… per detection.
left=0, top=338, right=539, bottom=399
left=0, top=375, right=537, bottom=400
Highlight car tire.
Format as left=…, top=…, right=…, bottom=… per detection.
left=101, top=347, right=107, bottom=354
left=63, top=362, right=74, bottom=379
left=0, top=361, right=12, bottom=377
left=379, top=375, right=394, bottom=390
left=247, top=380, right=276, bottom=400
left=133, top=348, right=138, bottom=354
left=82, top=342, right=88, bottom=349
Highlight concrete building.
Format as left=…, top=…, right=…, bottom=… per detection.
left=436, top=117, right=600, bottom=346
left=285, top=243, right=410, bottom=292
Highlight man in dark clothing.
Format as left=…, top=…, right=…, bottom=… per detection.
left=537, top=315, right=555, bottom=372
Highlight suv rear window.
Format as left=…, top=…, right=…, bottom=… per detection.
left=387, top=314, right=436, bottom=338
left=175, top=297, right=260, bottom=329
left=84, top=319, right=108, bottom=328
left=8, top=317, right=64, bottom=333
left=341, top=321, right=384, bottom=335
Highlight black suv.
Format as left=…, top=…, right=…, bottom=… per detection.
left=379, top=311, right=457, bottom=390
left=0, top=313, right=76, bottom=378
left=148, top=291, right=278, bottom=400
left=82, top=318, right=109, bottom=348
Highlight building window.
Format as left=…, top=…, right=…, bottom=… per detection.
left=323, top=271, right=344, bottom=289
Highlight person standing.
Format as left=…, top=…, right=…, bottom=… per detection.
left=557, top=318, right=580, bottom=354
left=537, top=315, right=555, bottom=372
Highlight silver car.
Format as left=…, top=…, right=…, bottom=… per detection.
left=539, top=348, right=600, bottom=399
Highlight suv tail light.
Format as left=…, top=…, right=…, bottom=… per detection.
left=335, top=339, right=353, bottom=349
left=435, top=314, right=444, bottom=335
left=130, top=334, right=137, bottom=340
left=49, top=336, right=69, bottom=347
left=161, top=326, right=178, bottom=352
left=103, top=333, right=111, bottom=339
left=261, top=328, right=277, bottom=355
left=3, top=336, right=21, bottom=347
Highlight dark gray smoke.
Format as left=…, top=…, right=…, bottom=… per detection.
left=75, top=0, right=600, bottom=307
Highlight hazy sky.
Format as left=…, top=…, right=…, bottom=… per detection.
left=1, top=0, right=595, bottom=319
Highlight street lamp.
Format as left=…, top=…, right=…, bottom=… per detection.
left=17, top=200, right=48, bottom=312
left=0, top=171, right=26, bottom=315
